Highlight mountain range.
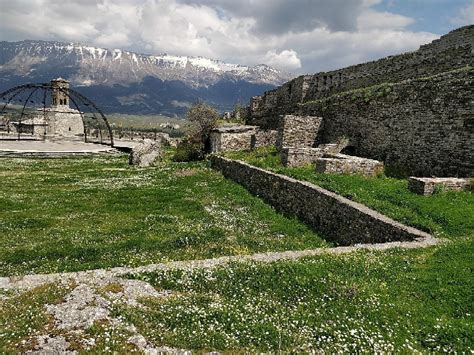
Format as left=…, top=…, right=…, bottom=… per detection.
left=0, top=40, right=291, bottom=115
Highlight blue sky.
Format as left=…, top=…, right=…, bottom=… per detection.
left=0, top=0, right=472, bottom=74
left=375, top=0, right=473, bottom=34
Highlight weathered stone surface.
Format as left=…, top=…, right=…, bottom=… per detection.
left=408, top=177, right=471, bottom=195
left=248, top=26, right=474, bottom=129
left=245, top=26, right=474, bottom=177
left=251, top=129, right=278, bottom=149
left=129, top=139, right=161, bottom=167
left=209, top=125, right=257, bottom=153
left=210, top=156, right=432, bottom=245
left=281, top=147, right=325, bottom=167
left=209, top=125, right=277, bottom=153
left=315, top=154, right=384, bottom=176
left=275, top=115, right=322, bottom=151
left=281, top=137, right=350, bottom=167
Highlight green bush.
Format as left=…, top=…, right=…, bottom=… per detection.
left=172, top=138, right=205, bottom=162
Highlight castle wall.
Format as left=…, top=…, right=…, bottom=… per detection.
left=249, top=26, right=474, bottom=129
left=301, top=68, right=474, bottom=177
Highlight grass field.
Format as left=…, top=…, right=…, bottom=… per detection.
left=224, top=147, right=474, bottom=239
left=0, top=150, right=472, bottom=352
left=0, top=153, right=328, bottom=276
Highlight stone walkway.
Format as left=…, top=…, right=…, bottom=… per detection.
left=1, top=236, right=439, bottom=291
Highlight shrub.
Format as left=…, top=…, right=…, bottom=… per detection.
left=172, top=137, right=205, bottom=162
left=172, top=102, right=219, bottom=162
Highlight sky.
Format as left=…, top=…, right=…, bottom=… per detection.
left=0, top=0, right=472, bottom=75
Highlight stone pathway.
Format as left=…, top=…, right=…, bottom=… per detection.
left=1, top=236, right=439, bottom=353
left=1, top=236, right=439, bottom=291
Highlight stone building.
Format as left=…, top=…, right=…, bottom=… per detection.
left=8, top=78, right=85, bottom=140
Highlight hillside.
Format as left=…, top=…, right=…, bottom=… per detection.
left=0, top=40, right=292, bottom=115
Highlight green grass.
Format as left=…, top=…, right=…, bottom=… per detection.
left=0, top=153, right=329, bottom=276
left=122, top=239, right=473, bottom=352
left=224, top=147, right=474, bottom=238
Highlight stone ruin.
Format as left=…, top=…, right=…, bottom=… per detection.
left=211, top=26, right=473, bottom=184
left=5, top=78, right=85, bottom=141
left=408, top=177, right=471, bottom=196
left=129, top=139, right=162, bottom=167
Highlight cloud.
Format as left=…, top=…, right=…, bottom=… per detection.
left=264, top=50, right=302, bottom=71
left=450, top=3, right=474, bottom=26
left=357, top=10, right=415, bottom=30
left=0, top=0, right=440, bottom=75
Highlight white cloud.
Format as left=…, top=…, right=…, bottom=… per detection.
left=264, top=50, right=302, bottom=71
left=357, top=10, right=415, bottom=30
left=0, top=0, right=441, bottom=74
left=450, top=3, right=474, bottom=26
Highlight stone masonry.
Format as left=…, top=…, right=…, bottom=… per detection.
left=210, top=155, right=432, bottom=245
left=210, top=125, right=257, bottom=153
left=210, top=125, right=278, bottom=153
left=244, top=26, right=474, bottom=177
left=275, top=115, right=322, bottom=151
left=408, top=177, right=472, bottom=195
left=315, top=154, right=384, bottom=176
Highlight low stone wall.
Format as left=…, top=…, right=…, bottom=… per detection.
left=209, top=126, right=257, bottom=153
left=281, top=147, right=325, bottom=167
left=210, top=156, right=432, bottom=245
left=252, top=129, right=278, bottom=149
left=275, top=115, right=322, bottom=151
left=408, top=177, right=471, bottom=195
left=316, top=154, right=384, bottom=176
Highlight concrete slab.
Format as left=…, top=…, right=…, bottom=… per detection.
left=0, top=140, right=116, bottom=157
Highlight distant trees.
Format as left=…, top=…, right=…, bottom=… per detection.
left=173, top=102, right=219, bottom=162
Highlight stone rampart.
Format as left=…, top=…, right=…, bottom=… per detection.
left=210, top=156, right=433, bottom=245
left=249, top=25, right=474, bottom=129
left=301, top=68, right=474, bottom=177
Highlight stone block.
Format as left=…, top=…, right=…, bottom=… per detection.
left=281, top=147, right=325, bottom=167
left=209, top=125, right=257, bottom=153
left=408, top=177, right=471, bottom=195
left=276, top=115, right=322, bottom=151
left=129, top=139, right=161, bottom=167
left=251, top=129, right=278, bottom=149
left=315, top=154, right=384, bottom=176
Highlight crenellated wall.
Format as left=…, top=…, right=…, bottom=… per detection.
left=248, top=25, right=474, bottom=129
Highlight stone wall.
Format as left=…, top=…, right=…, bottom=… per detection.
left=301, top=68, right=474, bottom=177
left=275, top=115, right=322, bottom=150
left=248, top=26, right=474, bottom=129
left=210, top=126, right=256, bottom=153
left=280, top=147, right=325, bottom=167
left=315, top=154, right=384, bottom=176
left=210, top=156, right=432, bottom=245
left=408, top=177, right=472, bottom=195
left=251, top=129, right=278, bottom=149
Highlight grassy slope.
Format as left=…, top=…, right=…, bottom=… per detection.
left=123, top=239, right=473, bottom=352
left=0, top=153, right=328, bottom=276
left=224, top=147, right=474, bottom=238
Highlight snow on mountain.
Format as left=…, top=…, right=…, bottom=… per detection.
left=0, top=40, right=291, bottom=88
left=0, top=40, right=291, bottom=115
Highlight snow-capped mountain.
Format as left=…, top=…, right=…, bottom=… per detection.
left=0, top=40, right=291, bottom=115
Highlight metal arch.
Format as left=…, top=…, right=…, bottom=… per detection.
left=0, top=82, right=114, bottom=146
left=66, top=88, right=114, bottom=147
left=18, top=87, right=40, bottom=140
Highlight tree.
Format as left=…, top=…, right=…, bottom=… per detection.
left=173, top=102, right=219, bottom=162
